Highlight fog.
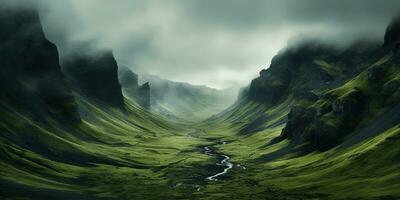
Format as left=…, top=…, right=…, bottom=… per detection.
left=2, top=0, right=400, bottom=89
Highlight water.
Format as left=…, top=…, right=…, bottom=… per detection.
left=203, top=143, right=235, bottom=181
left=205, top=154, right=234, bottom=181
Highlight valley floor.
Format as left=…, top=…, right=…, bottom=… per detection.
left=1, top=99, right=399, bottom=200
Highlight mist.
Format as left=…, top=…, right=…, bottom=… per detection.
left=2, top=0, right=400, bottom=89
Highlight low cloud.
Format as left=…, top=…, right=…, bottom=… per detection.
left=2, top=0, right=400, bottom=89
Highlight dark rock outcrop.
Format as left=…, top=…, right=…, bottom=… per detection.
left=62, top=52, right=125, bottom=109
left=280, top=88, right=365, bottom=151
left=332, top=88, right=364, bottom=119
left=251, top=40, right=383, bottom=151
left=383, top=16, right=400, bottom=49
left=0, top=7, right=80, bottom=123
left=136, top=82, right=151, bottom=109
left=281, top=106, right=316, bottom=139
left=271, top=21, right=400, bottom=151
left=118, top=67, right=151, bottom=109
left=247, top=41, right=379, bottom=105
left=383, top=79, right=400, bottom=106
left=367, top=65, right=386, bottom=82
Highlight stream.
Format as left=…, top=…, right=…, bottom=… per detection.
left=203, top=143, right=235, bottom=181
left=172, top=141, right=246, bottom=192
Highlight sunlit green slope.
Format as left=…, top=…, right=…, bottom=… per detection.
left=1, top=6, right=400, bottom=200
left=192, top=41, right=400, bottom=200
left=0, top=97, right=215, bottom=199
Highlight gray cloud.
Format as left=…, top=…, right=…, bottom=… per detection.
left=2, top=0, right=400, bottom=89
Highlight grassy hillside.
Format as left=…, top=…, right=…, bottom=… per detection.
left=2, top=87, right=399, bottom=200
left=190, top=42, right=400, bottom=199
left=0, top=97, right=214, bottom=199
left=2, top=47, right=399, bottom=200
left=1, top=6, right=400, bottom=200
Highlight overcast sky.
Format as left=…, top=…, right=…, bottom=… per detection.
left=3, top=0, right=400, bottom=89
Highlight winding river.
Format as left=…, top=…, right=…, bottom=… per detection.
left=172, top=141, right=245, bottom=192
left=203, top=144, right=234, bottom=181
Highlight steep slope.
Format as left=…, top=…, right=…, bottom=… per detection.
left=383, top=16, right=400, bottom=48
left=194, top=17, right=400, bottom=200
left=1, top=95, right=207, bottom=199
left=135, top=82, right=151, bottom=109
left=0, top=7, right=80, bottom=124
left=0, top=7, right=209, bottom=200
left=118, top=67, right=151, bottom=109
left=1, top=5, right=400, bottom=200
left=62, top=51, right=125, bottom=110
left=247, top=41, right=380, bottom=105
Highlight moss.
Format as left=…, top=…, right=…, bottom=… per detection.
left=314, top=59, right=341, bottom=77
left=1, top=55, right=400, bottom=200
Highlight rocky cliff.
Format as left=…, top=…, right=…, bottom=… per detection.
left=119, top=66, right=139, bottom=89
left=247, top=41, right=380, bottom=105
left=384, top=16, right=400, bottom=49
left=247, top=20, right=400, bottom=151
left=0, top=7, right=80, bottom=123
left=62, top=51, right=125, bottom=109
left=118, top=67, right=151, bottom=109
left=136, top=82, right=151, bottom=109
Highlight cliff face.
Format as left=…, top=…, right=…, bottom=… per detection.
left=118, top=67, right=151, bottom=109
left=244, top=19, right=400, bottom=151
left=62, top=52, right=125, bottom=109
left=248, top=41, right=380, bottom=105
left=384, top=16, right=400, bottom=49
left=136, top=82, right=151, bottom=109
left=0, top=8, right=80, bottom=123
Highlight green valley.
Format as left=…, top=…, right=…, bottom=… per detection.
left=1, top=3, right=400, bottom=200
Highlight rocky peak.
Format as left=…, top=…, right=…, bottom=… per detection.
left=117, top=67, right=151, bottom=109
left=0, top=7, right=80, bottom=123
left=248, top=42, right=334, bottom=104
left=62, top=51, right=125, bottom=109
left=136, top=82, right=151, bottom=109
left=383, top=16, right=400, bottom=49
left=0, top=7, right=44, bottom=41
left=247, top=40, right=379, bottom=105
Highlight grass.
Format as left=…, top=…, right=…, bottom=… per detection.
left=1, top=54, right=400, bottom=199
left=2, top=91, right=399, bottom=199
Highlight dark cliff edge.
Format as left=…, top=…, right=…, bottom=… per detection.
left=0, top=7, right=80, bottom=124
left=136, top=82, right=151, bottom=109
left=247, top=41, right=380, bottom=105
left=118, top=67, right=150, bottom=109
left=245, top=19, right=400, bottom=152
left=383, top=16, right=400, bottom=49
left=62, top=51, right=125, bottom=110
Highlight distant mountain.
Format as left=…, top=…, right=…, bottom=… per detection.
left=140, top=74, right=238, bottom=121
left=118, top=67, right=150, bottom=109
left=2, top=5, right=400, bottom=200
left=0, top=7, right=196, bottom=199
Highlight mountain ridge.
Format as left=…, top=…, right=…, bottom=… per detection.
left=140, top=73, right=238, bottom=121
left=0, top=6, right=400, bottom=200
left=0, top=7, right=80, bottom=124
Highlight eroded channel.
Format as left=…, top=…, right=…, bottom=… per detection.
left=202, top=142, right=243, bottom=181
